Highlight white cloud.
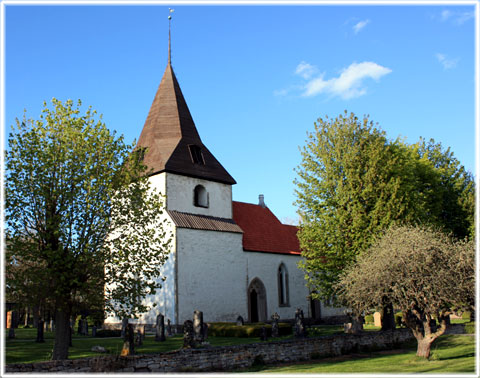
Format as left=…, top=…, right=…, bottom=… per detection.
left=298, top=61, right=392, bottom=100
left=436, top=53, right=459, bottom=70
left=353, top=19, right=370, bottom=34
left=438, top=9, right=474, bottom=25
left=273, top=88, right=288, bottom=97
left=294, top=61, right=318, bottom=79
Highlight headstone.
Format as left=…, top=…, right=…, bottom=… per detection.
left=92, top=325, right=97, bottom=337
left=193, top=310, right=204, bottom=343
left=183, top=320, right=195, bottom=349
left=121, top=317, right=128, bottom=339
left=135, top=329, right=143, bottom=346
left=8, top=326, right=15, bottom=339
left=202, top=323, right=209, bottom=341
left=236, top=315, right=244, bottom=326
left=166, top=319, right=172, bottom=336
left=120, top=324, right=134, bottom=356
left=82, top=319, right=88, bottom=336
left=271, top=312, right=280, bottom=338
left=49, top=319, right=55, bottom=332
left=344, top=313, right=364, bottom=334
left=6, top=311, right=13, bottom=329
left=155, top=314, right=166, bottom=342
left=294, top=308, right=306, bottom=338
left=373, top=312, right=382, bottom=327
left=36, top=320, right=45, bottom=343
left=260, top=326, right=268, bottom=341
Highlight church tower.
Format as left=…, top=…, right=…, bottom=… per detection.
left=136, top=44, right=235, bottom=218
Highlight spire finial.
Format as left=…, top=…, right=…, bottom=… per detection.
left=168, top=8, right=174, bottom=64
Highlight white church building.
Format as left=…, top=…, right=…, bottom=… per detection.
left=106, top=49, right=343, bottom=327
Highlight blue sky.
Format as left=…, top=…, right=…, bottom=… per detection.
left=4, top=2, right=477, bottom=223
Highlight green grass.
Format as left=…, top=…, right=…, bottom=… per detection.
left=248, top=335, right=475, bottom=374
left=5, top=328, right=291, bottom=364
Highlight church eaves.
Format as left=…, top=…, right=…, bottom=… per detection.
left=136, top=63, right=236, bottom=185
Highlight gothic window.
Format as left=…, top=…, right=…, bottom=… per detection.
left=194, top=185, right=209, bottom=208
left=277, top=263, right=289, bottom=307
left=188, top=144, right=205, bottom=165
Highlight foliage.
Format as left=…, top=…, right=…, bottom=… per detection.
left=336, top=225, right=475, bottom=358
left=207, top=322, right=292, bottom=338
left=5, top=99, right=172, bottom=359
left=464, top=322, right=475, bottom=334
left=395, top=312, right=404, bottom=328
left=364, top=315, right=374, bottom=324
left=294, top=112, right=474, bottom=301
left=461, top=311, right=471, bottom=320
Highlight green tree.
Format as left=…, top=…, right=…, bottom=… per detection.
left=294, top=112, right=474, bottom=304
left=6, top=99, right=172, bottom=360
left=336, top=225, right=474, bottom=358
left=294, top=112, right=418, bottom=301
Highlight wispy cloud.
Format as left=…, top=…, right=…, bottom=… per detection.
left=294, top=61, right=318, bottom=80
left=436, top=53, right=459, bottom=70
left=437, top=9, right=474, bottom=25
left=297, top=61, right=391, bottom=100
left=353, top=19, right=370, bottom=34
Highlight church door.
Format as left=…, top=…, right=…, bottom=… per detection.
left=248, top=278, right=267, bottom=323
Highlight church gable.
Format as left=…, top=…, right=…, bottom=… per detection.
left=232, top=201, right=300, bottom=255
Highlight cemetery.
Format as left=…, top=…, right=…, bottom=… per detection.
left=4, top=307, right=474, bottom=373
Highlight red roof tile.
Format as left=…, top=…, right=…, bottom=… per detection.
left=232, top=201, right=300, bottom=255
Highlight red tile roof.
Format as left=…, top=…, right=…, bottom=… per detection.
left=232, top=201, right=300, bottom=255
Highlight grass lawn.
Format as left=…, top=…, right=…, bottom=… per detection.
left=250, top=334, right=475, bottom=374
left=5, top=328, right=291, bottom=364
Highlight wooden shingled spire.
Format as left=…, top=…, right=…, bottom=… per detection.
left=135, top=12, right=236, bottom=185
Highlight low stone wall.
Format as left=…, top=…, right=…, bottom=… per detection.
left=6, top=328, right=418, bottom=373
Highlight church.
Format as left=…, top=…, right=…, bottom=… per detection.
left=106, top=36, right=343, bottom=328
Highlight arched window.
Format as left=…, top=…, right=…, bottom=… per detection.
left=194, top=185, right=208, bottom=208
left=277, top=263, right=289, bottom=306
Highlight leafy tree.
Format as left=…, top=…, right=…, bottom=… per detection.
left=6, top=99, right=172, bottom=360
left=336, top=225, right=474, bottom=358
left=294, top=112, right=474, bottom=305
left=294, top=112, right=418, bottom=301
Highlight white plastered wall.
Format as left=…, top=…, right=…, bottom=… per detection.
left=245, top=251, right=310, bottom=320
left=176, top=228, right=246, bottom=323
left=165, top=173, right=232, bottom=218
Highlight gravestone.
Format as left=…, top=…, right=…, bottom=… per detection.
left=8, top=325, right=15, bottom=339
left=344, top=313, right=364, bottom=334
left=121, top=324, right=134, bottom=356
left=236, top=315, right=244, bottom=326
left=49, top=319, right=55, bottom=332
left=6, top=311, right=13, bottom=329
left=166, top=319, right=172, bottom=336
left=155, top=314, right=166, bottom=342
left=36, top=320, right=45, bottom=343
left=260, top=326, right=268, bottom=341
left=92, top=325, right=97, bottom=337
left=202, top=323, right=209, bottom=341
left=294, top=308, right=306, bottom=338
left=183, top=320, right=195, bottom=349
left=373, top=312, right=382, bottom=327
left=121, top=317, right=129, bottom=339
left=193, top=310, right=204, bottom=343
left=271, top=312, right=280, bottom=338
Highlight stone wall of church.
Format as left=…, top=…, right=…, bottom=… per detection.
left=245, top=251, right=310, bottom=320
left=165, top=173, right=233, bottom=218
left=176, top=228, right=246, bottom=323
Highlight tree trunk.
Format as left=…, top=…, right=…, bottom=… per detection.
left=33, top=305, right=39, bottom=328
left=52, top=309, right=71, bottom=360
left=416, top=337, right=433, bottom=358
left=24, top=307, right=29, bottom=327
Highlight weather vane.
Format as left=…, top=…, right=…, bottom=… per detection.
left=168, top=8, right=174, bottom=63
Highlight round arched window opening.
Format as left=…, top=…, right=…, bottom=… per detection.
left=194, top=185, right=209, bottom=208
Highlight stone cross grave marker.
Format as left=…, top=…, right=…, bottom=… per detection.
left=236, top=315, right=244, bottom=326
left=271, top=312, right=280, bottom=338
left=294, top=308, right=306, bottom=338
